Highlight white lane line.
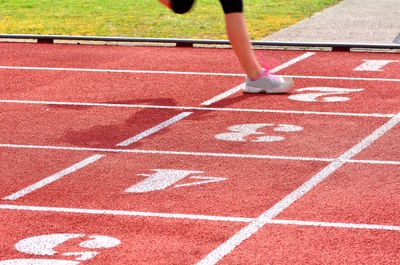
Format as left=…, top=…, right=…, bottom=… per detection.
left=1, top=65, right=400, bottom=82
left=0, top=65, right=243, bottom=77
left=0, top=99, right=393, bottom=118
left=288, top=75, right=400, bottom=82
left=3, top=154, right=104, bottom=201
left=200, top=84, right=243, bottom=106
left=2, top=112, right=193, bottom=200
left=200, top=52, right=316, bottom=106
left=2, top=143, right=400, bottom=166
left=1, top=52, right=315, bottom=77
left=268, top=52, right=316, bottom=73
left=116, top=112, right=192, bottom=146
left=197, top=112, right=400, bottom=265
left=268, top=219, right=400, bottom=232
left=0, top=204, right=252, bottom=223
left=0, top=143, right=332, bottom=162
left=1, top=204, right=400, bottom=232
left=348, top=159, right=400, bottom=165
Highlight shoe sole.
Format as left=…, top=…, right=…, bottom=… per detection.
left=243, top=77, right=294, bottom=94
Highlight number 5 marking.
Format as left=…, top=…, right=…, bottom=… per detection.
left=288, top=87, right=364, bottom=102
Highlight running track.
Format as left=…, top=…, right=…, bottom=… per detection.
left=0, top=42, right=400, bottom=264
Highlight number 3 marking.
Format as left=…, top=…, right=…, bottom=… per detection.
left=215, top=123, right=303, bottom=143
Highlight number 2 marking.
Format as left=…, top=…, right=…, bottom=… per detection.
left=288, top=87, right=364, bottom=102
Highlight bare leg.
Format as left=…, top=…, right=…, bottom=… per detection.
left=158, top=1, right=262, bottom=80
left=225, top=13, right=263, bottom=80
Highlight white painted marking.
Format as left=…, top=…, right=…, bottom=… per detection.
left=2, top=111, right=190, bottom=200
left=268, top=52, right=316, bottom=73
left=3, top=154, right=104, bottom=200
left=62, top=251, right=97, bottom=261
left=125, top=169, right=202, bottom=193
left=9, top=234, right=120, bottom=263
left=289, top=87, right=364, bottom=103
left=200, top=84, right=242, bottom=106
left=0, top=259, right=79, bottom=265
left=353, top=60, right=399, bottom=71
left=174, top=176, right=227, bottom=188
left=200, top=52, right=315, bottom=106
left=0, top=65, right=244, bottom=77
left=268, top=219, right=400, bottom=232
left=78, top=235, right=121, bottom=249
left=15, top=234, right=83, bottom=256
left=252, top=135, right=284, bottom=142
left=287, top=75, right=400, bottom=82
left=0, top=204, right=253, bottom=223
left=1, top=204, right=400, bottom=232
left=274, top=124, right=303, bottom=132
left=117, top=112, right=192, bottom=146
left=1, top=65, right=400, bottom=82
left=0, top=143, right=333, bottom=162
left=215, top=123, right=303, bottom=142
left=347, top=159, right=400, bottom=165
left=2, top=143, right=400, bottom=165
left=216, top=124, right=271, bottom=142
left=254, top=124, right=303, bottom=143
left=0, top=99, right=394, bottom=118
left=197, top=112, right=400, bottom=265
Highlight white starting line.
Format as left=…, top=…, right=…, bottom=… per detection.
left=1, top=66, right=400, bottom=82
left=2, top=143, right=400, bottom=166
left=0, top=99, right=395, bottom=118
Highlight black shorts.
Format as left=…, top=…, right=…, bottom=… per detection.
left=171, top=0, right=243, bottom=14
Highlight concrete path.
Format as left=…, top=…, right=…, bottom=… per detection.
left=263, top=0, right=400, bottom=44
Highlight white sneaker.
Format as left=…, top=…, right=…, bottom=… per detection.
left=243, top=69, right=294, bottom=94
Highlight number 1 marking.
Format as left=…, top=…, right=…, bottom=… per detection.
left=125, top=169, right=227, bottom=193
left=125, top=169, right=202, bottom=193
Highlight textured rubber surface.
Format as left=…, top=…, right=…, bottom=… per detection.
left=0, top=43, right=399, bottom=264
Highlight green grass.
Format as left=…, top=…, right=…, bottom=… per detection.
left=0, top=0, right=341, bottom=40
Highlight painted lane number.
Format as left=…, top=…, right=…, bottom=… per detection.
left=289, top=87, right=364, bottom=102
left=215, top=123, right=303, bottom=142
left=0, top=234, right=120, bottom=264
left=125, top=169, right=227, bottom=193
left=353, top=60, right=399, bottom=71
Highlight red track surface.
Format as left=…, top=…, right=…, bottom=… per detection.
left=1, top=42, right=400, bottom=264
